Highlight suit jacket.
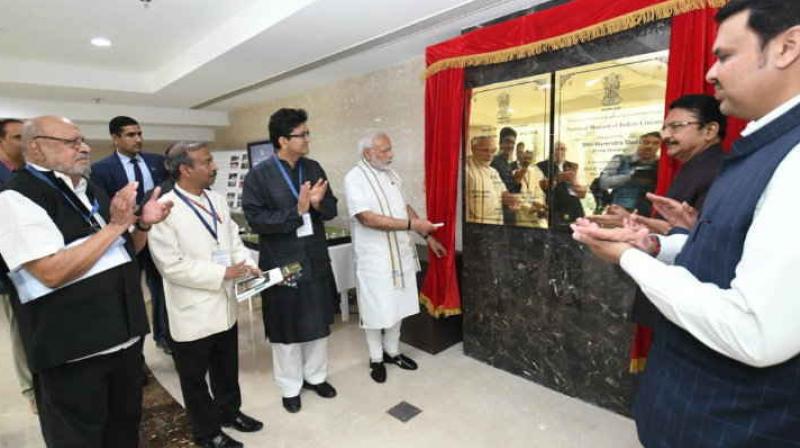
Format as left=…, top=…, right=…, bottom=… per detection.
left=90, top=151, right=167, bottom=199
left=536, top=159, right=584, bottom=228
left=148, top=187, right=256, bottom=342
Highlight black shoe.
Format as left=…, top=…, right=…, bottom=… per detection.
left=302, top=381, right=337, bottom=398
left=369, top=361, right=386, bottom=383
left=221, top=411, right=263, bottom=433
left=282, top=395, right=301, bottom=413
left=384, top=352, right=418, bottom=370
left=196, top=431, right=243, bottom=448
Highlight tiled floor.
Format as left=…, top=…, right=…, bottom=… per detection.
left=0, top=302, right=641, bottom=447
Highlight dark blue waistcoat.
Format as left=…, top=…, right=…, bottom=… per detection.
left=634, top=101, right=800, bottom=448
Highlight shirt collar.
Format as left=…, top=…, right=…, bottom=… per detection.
left=174, top=184, right=204, bottom=201
left=741, top=93, right=800, bottom=137
left=116, top=150, right=142, bottom=163
left=27, top=162, right=87, bottom=194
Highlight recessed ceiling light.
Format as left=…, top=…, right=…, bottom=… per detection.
left=90, top=37, right=112, bottom=48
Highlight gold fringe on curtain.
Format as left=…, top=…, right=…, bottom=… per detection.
left=419, top=293, right=462, bottom=318
left=424, top=0, right=728, bottom=78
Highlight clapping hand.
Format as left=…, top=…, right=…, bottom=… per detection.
left=571, top=216, right=655, bottom=264
left=646, top=193, right=698, bottom=230
left=297, top=182, right=311, bottom=214
left=140, top=186, right=174, bottom=226
left=309, top=178, right=328, bottom=209
left=109, top=182, right=139, bottom=230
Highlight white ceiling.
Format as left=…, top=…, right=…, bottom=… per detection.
left=0, top=0, right=551, bottom=136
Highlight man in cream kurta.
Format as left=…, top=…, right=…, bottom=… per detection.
left=344, top=132, right=446, bottom=383
left=466, top=136, right=517, bottom=225
left=149, top=142, right=263, bottom=448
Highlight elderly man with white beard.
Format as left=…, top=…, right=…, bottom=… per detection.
left=343, top=132, right=446, bottom=383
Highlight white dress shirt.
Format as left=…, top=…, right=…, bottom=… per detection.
left=0, top=163, right=139, bottom=360
left=116, top=151, right=155, bottom=192
left=619, top=93, right=800, bottom=368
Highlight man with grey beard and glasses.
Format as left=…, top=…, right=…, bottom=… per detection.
left=344, top=132, right=446, bottom=383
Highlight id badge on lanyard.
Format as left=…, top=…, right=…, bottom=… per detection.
left=297, top=212, right=313, bottom=238
left=211, top=249, right=232, bottom=267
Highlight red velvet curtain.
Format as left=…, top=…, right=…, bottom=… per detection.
left=419, top=67, right=465, bottom=317
left=420, top=0, right=738, bottom=318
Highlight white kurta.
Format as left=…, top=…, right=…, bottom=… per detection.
left=465, top=158, right=505, bottom=225
left=344, top=161, right=420, bottom=330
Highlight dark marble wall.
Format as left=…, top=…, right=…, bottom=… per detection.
left=462, top=224, right=638, bottom=416
left=459, top=19, right=671, bottom=418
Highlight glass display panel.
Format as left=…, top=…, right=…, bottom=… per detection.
left=466, top=73, right=552, bottom=228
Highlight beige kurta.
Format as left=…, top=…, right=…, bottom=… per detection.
left=465, top=158, right=506, bottom=225
left=344, top=160, right=420, bottom=330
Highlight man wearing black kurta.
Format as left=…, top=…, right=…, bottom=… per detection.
left=242, top=108, right=338, bottom=413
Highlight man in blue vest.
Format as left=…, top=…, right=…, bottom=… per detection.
left=91, top=116, right=171, bottom=354
left=571, top=0, right=800, bottom=445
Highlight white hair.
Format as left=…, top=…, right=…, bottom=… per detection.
left=357, top=131, right=389, bottom=158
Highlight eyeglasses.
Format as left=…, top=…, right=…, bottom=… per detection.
left=34, top=135, right=86, bottom=149
left=661, top=121, right=702, bottom=132
left=287, top=131, right=311, bottom=139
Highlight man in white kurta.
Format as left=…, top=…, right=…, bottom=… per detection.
left=344, top=132, right=446, bottom=383
left=148, top=142, right=263, bottom=448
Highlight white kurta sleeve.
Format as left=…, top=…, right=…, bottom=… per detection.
left=618, top=145, right=800, bottom=367
left=344, top=170, right=374, bottom=217
left=0, top=190, right=65, bottom=271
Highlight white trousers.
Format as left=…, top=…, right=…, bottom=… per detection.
left=364, top=320, right=402, bottom=362
left=271, top=337, right=328, bottom=398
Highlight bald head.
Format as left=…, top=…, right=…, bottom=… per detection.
left=24, top=116, right=91, bottom=179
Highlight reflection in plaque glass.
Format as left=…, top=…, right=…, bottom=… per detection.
left=464, top=50, right=668, bottom=229
left=466, top=74, right=551, bottom=228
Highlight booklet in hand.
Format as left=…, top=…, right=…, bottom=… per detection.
left=234, top=261, right=303, bottom=302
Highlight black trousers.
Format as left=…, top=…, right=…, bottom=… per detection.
left=170, top=324, right=241, bottom=441
left=138, top=248, right=168, bottom=343
left=35, top=339, right=144, bottom=448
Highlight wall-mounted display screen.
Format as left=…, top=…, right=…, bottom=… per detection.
left=247, top=140, right=275, bottom=168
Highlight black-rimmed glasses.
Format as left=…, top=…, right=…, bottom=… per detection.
left=288, top=131, right=311, bottom=139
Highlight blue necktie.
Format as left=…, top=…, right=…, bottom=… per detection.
left=130, top=156, right=145, bottom=205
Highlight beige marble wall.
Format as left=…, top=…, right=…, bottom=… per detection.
left=215, top=57, right=428, bottom=229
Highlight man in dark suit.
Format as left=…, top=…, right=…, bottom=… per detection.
left=537, top=141, right=587, bottom=230
left=0, top=118, right=23, bottom=183
left=91, top=116, right=171, bottom=354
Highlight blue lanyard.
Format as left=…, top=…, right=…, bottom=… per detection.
left=273, top=155, right=303, bottom=199
left=25, top=165, right=101, bottom=229
left=173, top=188, right=219, bottom=242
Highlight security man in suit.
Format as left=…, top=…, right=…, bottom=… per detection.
left=91, top=116, right=171, bottom=353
